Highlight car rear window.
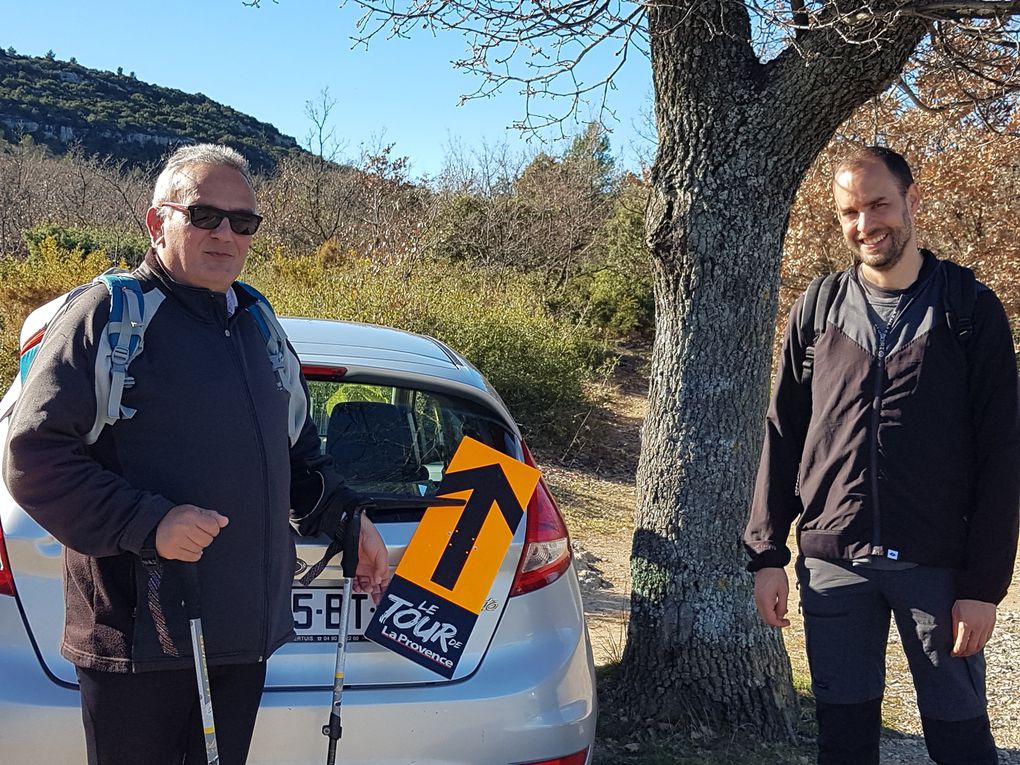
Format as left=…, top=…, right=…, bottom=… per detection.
left=305, top=379, right=518, bottom=505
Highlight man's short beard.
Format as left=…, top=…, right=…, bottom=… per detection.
left=850, top=210, right=913, bottom=271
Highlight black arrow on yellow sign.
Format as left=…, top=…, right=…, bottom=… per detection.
left=431, top=464, right=525, bottom=591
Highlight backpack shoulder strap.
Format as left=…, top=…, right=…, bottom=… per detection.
left=939, top=260, right=977, bottom=344
left=235, top=281, right=307, bottom=447
left=799, top=272, right=839, bottom=384
left=234, top=282, right=279, bottom=351
left=97, top=271, right=145, bottom=421
left=85, top=270, right=165, bottom=445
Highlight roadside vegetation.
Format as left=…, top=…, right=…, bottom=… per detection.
left=0, top=124, right=653, bottom=449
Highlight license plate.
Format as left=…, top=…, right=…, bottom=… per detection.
left=291, top=588, right=377, bottom=643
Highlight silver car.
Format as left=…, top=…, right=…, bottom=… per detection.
left=0, top=317, right=597, bottom=764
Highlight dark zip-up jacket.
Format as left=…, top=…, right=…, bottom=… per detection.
left=4, top=254, right=353, bottom=672
left=744, top=253, right=1019, bottom=604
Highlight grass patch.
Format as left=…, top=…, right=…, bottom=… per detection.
left=542, top=468, right=634, bottom=536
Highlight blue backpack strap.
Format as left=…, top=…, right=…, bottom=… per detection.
left=235, top=281, right=307, bottom=446
left=84, top=270, right=165, bottom=445
left=13, top=269, right=164, bottom=444
left=97, top=272, right=146, bottom=420
left=234, top=280, right=272, bottom=307
left=235, top=282, right=286, bottom=379
left=248, top=300, right=289, bottom=391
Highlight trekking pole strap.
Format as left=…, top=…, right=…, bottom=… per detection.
left=181, top=563, right=202, bottom=621
left=341, top=507, right=363, bottom=579
left=299, top=502, right=370, bottom=586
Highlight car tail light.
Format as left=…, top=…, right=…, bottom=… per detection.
left=0, top=520, right=16, bottom=597
left=510, top=442, right=573, bottom=597
left=517, top=748, right=590, bottom=765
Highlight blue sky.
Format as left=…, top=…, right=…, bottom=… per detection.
left=3, top=0, right=655, bottom=179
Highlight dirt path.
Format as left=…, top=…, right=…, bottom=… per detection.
left=537, top=343, right=646, bottom=666
left=538, top=340, right=1020, bottom=761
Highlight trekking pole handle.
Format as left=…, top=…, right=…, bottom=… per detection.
left=181, top=563, right=202, bottom=621
left=340, top=506, right=363, bottom=579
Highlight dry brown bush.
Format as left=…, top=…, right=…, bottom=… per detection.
left=781, top=95, right=1020, bottom=349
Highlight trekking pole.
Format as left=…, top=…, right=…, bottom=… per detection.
left=323, top=505, right=362, bottom=765
left=182, top=563, right=220, bottom=765
left=298, top=495, right=464, bottom=764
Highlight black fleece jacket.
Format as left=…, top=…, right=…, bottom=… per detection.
left=4, top=254, right=357, bottom=671
left=744, top=253, right=1019, bottom=604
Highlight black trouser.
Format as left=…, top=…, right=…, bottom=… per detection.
left=797, top=558, right=998, bottom=765
left=77, top=662, right=266, bottom=765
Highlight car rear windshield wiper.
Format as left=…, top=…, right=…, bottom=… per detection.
left=362, top=493, right=466, bottom=524
left=366, top=493, right=466, bottom=512
left=299, top=494, right=466, bottom=586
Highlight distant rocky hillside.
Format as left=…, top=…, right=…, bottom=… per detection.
left=0, top=50, right=306, bottom=172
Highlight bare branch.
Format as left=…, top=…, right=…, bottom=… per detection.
left=304, top=87, right=343, bottom=162
left=896, top=1, right=1020, bottom=19
left=249, top=1, right=1020, bottom=137
left=335, top=0, right=649, bottom=131
left=894, top=74, right=979, bottom=111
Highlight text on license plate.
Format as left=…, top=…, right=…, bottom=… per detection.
left=291, top=588, right=377, bottom=643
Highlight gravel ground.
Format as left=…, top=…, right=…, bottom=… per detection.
left=571, top=540, right=1020, bottom=764
left=876, top=562, right=1020, bottom=764
left=553, top=343, right=1020, bottom=764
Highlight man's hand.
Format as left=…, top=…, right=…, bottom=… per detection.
left=952, top=599, right=997, bottom=657
left=155, top=504, right=229, bottom=562
left=354, top=516, right=390, bottom=604
left=754, top=567, right=791, bottom=628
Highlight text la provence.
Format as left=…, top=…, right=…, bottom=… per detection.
left=376, top=594, right=464, bottom=669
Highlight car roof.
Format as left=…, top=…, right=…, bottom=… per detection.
left=280, top=317, right=519, bottom=435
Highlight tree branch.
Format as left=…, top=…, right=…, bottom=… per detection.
left=246, top=1, right=1020, bottom=138
left=896, top=1, right=1020, bottom=19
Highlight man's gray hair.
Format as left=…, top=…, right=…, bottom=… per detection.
left=152, top=144, right=255, bottom=218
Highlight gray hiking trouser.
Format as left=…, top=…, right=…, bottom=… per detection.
left=797, top=557, right=998, bottom=765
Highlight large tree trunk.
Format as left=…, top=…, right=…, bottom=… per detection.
left=617, top=1, right=925, bottom=738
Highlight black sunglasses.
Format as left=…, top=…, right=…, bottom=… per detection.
left=161, top=202, right=263, bottom=236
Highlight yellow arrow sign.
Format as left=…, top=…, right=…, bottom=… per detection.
left=394, top=436, right=541, bottom=614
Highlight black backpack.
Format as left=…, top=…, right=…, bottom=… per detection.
left=799, top=260, right=977, bottom=384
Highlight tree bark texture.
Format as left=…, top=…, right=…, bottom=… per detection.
left=618, top=1, right=926, bottom=739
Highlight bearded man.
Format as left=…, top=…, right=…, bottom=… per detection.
left=744, top=146, right=1019, bottom=765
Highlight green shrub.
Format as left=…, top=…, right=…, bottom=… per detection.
left=0, top=237, right=114, bottom=385
left=0, top=240, right=611, bottom=448
left=585, top=267, right=655, bottom=334
left=588, top=181, right=654, bottom=333
left=543, top=180, right=654, bottom=335
left=243, top=253, right=609, bottom=445
left=23, top=223, right=149, bottom=266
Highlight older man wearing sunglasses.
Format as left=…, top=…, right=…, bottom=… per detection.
left=4, top=144, right=389, bottom=765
